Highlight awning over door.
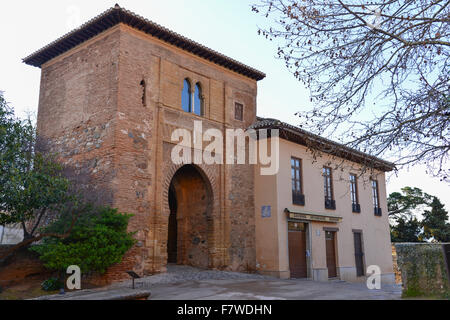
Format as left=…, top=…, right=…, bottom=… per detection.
left=284, top=208, right=342, bottom=223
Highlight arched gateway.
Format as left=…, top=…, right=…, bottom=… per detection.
left=166, top=165, right=214, bottom=268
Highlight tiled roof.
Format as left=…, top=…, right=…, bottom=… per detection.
left=23, top=4, right=266, bottom=81
left=250, top=117, right=395, bottom=172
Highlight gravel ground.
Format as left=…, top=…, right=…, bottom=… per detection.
left=109, top=265, right=275, bottom=288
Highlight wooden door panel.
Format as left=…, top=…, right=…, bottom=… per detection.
left=288, top=231, right=307, bottom=278
left=353, top=232, right=365, bottom=276
left=325, top=231, right=337, bottom=278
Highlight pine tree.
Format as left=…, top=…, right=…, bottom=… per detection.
left=391, top=216, right=423, bottom=243
left=422, top=197, right=450, bottom=242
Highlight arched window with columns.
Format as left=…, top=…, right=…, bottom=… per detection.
left=181, top=79, right=192, bottom=113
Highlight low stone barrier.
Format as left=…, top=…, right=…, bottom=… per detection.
left=395, top=243, right=449, bottom=298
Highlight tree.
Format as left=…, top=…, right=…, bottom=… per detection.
left=0, top=92, right=132, bottom=269
left=388, top=186, right=432, bottom=219
left=0, top=92, right=76, bottom=259
left=388, top=186, right=429, bottom=242
left=252, top=1, right=449, bottom=179
left=30, top=206, right=135, bottom=274
left=422, top=196, right=450, bottom=242
left=388, top=187, right=450, bottom=242
left=391, top=216, right=423, bottom=242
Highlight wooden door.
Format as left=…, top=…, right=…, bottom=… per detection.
left=288, top=222, right=307, bottom=278
left=325, top=231, right=337, bottom=278
left=353, top=232, right=365, bottom=277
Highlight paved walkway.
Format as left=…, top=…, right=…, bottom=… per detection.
left=109, top=265, right=402, bottom=300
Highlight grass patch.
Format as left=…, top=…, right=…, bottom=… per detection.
left=402, top=288, right=450, bottom=300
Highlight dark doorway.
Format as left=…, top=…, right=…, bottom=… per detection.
left=325, top=231, right=337, bottom=278
left=167, top=186, right=178, bottom=263
left=167, top=165, right=212, bottom=268
left=288, top=222, right=308, bottom=278
left=353, top=231, right=365, bottom=277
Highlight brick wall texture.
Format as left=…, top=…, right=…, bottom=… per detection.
left=36, top=24, right=258, bottom=283
left=0, top=246, right=49, bottom=287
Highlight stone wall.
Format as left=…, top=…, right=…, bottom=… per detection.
left=36, top=26, right=120, bottom=208
left=395, top=243, right=450, bottom=298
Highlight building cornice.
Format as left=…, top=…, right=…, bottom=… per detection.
left=23, top=4, right=266, bottom=81
left=250, top=117, right=396, bottom=172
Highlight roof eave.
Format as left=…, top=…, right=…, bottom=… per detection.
left=23, top=5, right=266, bottom=81
left=250, top=119, right=396, bottom=172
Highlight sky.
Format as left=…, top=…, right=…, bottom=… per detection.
left=0, top=0, right=448, bottom=212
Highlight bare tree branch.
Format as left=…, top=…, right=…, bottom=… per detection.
left=253, top=0, right=450, bottom=180
left=0, top=209, right=80, bottom=261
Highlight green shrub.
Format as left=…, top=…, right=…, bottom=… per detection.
left=31, top=206, right=135, bottom=274
left=41, top=278, right=63, bottom=291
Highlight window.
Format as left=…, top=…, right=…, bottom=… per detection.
left=181, top=79, right=192, bottom=112
left=371, top=179, right=382, bottom=216
left=350, top=174, right=360, bottom=213
left=235, top=102, right=243, bottom=121
left=325, top=230, right=334, bottom=240
left=323, top=167, right=336, bottom=210
left=140, top=80, right=146, bottom=107
left=194, top=83, right=203, bottom=116
left=182, top=79, right=204, bottom=116
left=291, top=157, right=304, bottom=205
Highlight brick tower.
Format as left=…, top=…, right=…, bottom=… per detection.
left=24, top=5, right=265, bottom=282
